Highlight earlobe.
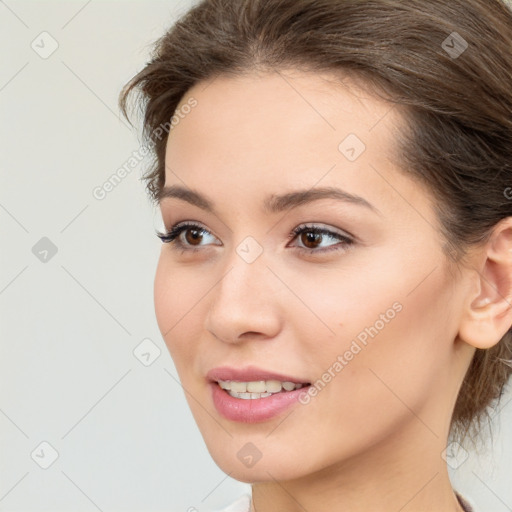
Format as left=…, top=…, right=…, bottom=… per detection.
left=458, top=217, right=512, bottom=350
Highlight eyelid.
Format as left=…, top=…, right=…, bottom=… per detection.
left=288, top=222, right=354, bottom=242
left=171, top=220, right=215, bottom=236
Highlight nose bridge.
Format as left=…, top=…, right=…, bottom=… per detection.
left=217, top=232, right=272, bottom=299
left=215, top=245, right=270, bottom=313
left=205, top=241, right=281, bottom=342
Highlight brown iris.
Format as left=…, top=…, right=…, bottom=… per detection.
left=301, top=231, right=322, bottom=249
left=184, top=228, right=204, bottom=246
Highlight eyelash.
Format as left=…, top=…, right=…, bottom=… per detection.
left=156, top=222, right=354, bottom=255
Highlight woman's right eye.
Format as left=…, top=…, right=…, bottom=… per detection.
left=156, top=222, right=221, bottom=251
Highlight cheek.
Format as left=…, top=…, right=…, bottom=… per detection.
left=276, top=257, right=406, bottom=349
left=154, top=254, right=176, bottom=338
left=285, top=252, right=455, bottom=409
left=267, top=269, right=454, bottom=469
left=154, top=254, right=204, bottom=364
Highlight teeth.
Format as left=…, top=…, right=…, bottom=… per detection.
left=247, top=381, right=266, bottom=393
left=266, top=380, right=283, bottom=393
left=217, top=379, right=306, bottom=398
left=230, top=381, right=247, bottom=393
left=230, top=392, right=273, bottom=399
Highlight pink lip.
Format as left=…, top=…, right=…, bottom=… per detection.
left=206, top=365, right=309, bottom=384
left=209, top=382, right=309, bottom=423
left=206, top=366, right=311, bottom=423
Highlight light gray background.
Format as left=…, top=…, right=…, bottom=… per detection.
left=0, top=1, right=510, bottom=511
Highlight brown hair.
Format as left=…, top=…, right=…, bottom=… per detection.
left=119, top=0, right=512, bottom=444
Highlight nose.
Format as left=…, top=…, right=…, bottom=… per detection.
left=204, top=250, right=283, bottom=344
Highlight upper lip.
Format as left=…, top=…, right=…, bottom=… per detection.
left=207, top=365, right=310, bottom=384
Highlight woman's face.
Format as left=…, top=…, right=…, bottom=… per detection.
left=154, top=70, right=472, bottom=482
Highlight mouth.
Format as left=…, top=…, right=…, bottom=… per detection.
left=206, top=365, right=311, bottom=398
left=206, top=366, right=312, bottom=421
left=209, top=378, right=312, bottom=422
left=216, top=379, right=310, bottom=399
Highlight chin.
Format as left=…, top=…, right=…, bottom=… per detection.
left=204, top=439, right=308, bottom=483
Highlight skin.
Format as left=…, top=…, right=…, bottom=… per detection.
left=153, top=70, right=512, bottom=512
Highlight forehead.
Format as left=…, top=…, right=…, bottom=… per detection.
left=169, top=70, right=394, bottom=148
left=162, top=71, right=434, bottom=228
left=165, top=71, right=397, bottom=173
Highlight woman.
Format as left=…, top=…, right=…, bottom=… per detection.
left=119, top=1, right=512, bottom=510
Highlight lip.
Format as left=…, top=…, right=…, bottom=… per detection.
left=207, top=365, right=311, bottom=423
left=209, top=382, right=309, bottom=423
left=206, top=365, right=309, bottom=384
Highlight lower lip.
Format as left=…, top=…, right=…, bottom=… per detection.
left=209, top=382, right=309, bottom=423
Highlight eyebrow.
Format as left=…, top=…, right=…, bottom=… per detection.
left=158, top=185, right=381, bottom=216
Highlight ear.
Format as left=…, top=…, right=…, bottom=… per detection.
left=458, top=217, right=512, bottom=349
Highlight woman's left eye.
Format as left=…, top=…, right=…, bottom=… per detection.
left=287, top=224, right=354, bottom=254
left=156, top=222, right=354, bottom=254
